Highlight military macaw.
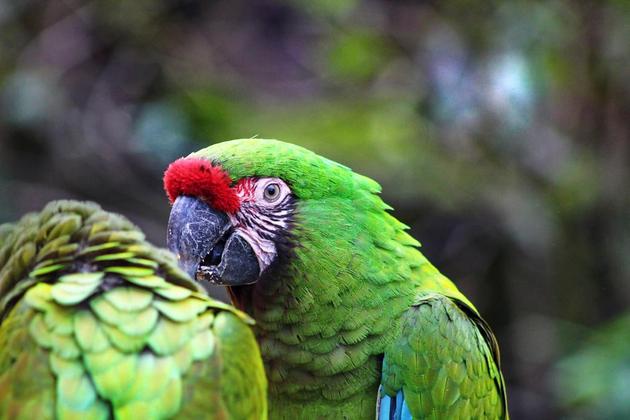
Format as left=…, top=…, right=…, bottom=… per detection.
left=165, top=138, right=508, bottom=419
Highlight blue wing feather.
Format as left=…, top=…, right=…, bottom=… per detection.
left=379, top=388, right=392, bottom=419
left=378, top=387, right=413, bottom=420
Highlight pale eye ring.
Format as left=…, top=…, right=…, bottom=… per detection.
left=263, top=183, right=281, bottom=202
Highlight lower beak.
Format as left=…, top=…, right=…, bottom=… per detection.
left=166, top=196, right=260, bottom=286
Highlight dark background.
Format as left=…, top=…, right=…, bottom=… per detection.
left=1, top=0, right=629, bottom=418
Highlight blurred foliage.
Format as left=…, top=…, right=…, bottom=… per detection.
left=1, top=0, right=630, bottom=418
left=554, top=314, right=630, bottom=419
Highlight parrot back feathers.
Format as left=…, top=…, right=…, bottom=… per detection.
left=0, top=200, right=267, bottom=419
left=379, top=293, right=507, bottom=419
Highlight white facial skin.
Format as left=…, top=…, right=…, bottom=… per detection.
left=228, top=177, right=293, bottom=273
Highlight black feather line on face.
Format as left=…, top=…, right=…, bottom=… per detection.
left=229, top=194, right=298, bottom=311
left=238, top=194, right=295, bottom=237
left=261, top=195, right=298, bottom=273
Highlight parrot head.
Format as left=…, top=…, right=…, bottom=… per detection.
left=164, top=151, right=296, bottom=286
left=164, top=139, right=413, bottom=308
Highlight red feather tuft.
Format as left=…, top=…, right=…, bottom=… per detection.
left=163, top=157, right=240, bottom=213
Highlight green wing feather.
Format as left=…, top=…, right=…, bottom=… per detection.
left=380, top=293, right=507, bottom=419
left=0, top=200, right=267, bottom=419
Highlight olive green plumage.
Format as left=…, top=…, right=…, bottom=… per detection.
left=191, top=139, right=508, bottom=419
left=0, top=200, right=267, bottom=419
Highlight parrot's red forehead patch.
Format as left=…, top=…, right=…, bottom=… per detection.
left=163, top=157, right=240, bottom=213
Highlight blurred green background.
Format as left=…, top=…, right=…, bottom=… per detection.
left=1, top=0, right=629, bottom=418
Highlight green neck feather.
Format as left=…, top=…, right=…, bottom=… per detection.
left=230, top=178, right=425, bottom=414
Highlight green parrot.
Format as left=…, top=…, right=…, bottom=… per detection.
left=0, top=200, right=267, bottom=419
left=164, top=138, right=508, bottom=419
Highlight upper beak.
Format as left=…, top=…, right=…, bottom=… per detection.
left=166, top=195, right=260, bottom=286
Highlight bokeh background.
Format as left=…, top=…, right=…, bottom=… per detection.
left=1, top=0, right=629, bottom=418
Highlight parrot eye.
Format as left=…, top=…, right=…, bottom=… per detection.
left=263, top=183, right=281, bottom=202
left=247, top=177, right=291, bottom=206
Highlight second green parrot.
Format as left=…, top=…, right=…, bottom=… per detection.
left=0, top=200, right=267, bottom=419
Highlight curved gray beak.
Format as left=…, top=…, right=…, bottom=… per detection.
left=166, top=196, right=260, bottom=285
